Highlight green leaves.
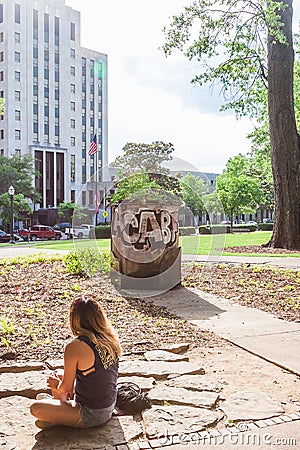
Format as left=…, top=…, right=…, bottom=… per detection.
left=162, top=0, right=292, bottom=117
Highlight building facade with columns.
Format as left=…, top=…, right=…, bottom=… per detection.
left=0, top=0, right=108, bottom=216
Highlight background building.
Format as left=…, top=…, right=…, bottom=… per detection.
left=0, top=0, right=108, bottom=223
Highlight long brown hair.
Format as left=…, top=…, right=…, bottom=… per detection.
left=69, top=295, right=122, bottom=358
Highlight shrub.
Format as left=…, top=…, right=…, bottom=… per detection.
left=199, top=224, right=257, bottom=234
left=258, top=222, right=274, bottom=231
left=64, top=249, right=110, bottom=277
left=91, top=225, right=111, bottom=239
left=179, top=227, right=196, bottom=236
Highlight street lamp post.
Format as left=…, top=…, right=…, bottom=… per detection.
left=8, top=185, right=15, bottom=244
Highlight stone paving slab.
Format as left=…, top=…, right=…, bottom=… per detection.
left=144, top=350, right=189, bottom=362
left=0, top=396, right=142, bottom=450
left=220, top=390, right=285, bottom=421
left=148, top=386, right=219, bottom=409
left=0, top=371, right=50, bottom=399
left=142, top=405, right=222, bottom=439
left=117, top=376, right=156, bottom=391
left=119, top=360, right=205, bottom=379
left=165, top=374, right=219, bottom=392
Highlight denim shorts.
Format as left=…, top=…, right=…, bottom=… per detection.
left=78, top=401, right=116, bottom=428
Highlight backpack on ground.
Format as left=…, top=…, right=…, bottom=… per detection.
left=116, top=382, right=152, bottom=415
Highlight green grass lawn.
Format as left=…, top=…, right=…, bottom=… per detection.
left=3, top=231, right=300, bottom=257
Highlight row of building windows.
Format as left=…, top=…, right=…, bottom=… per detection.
left=0, top=129, right=21, bottom=140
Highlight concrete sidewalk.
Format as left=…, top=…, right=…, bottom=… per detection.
left=148, top=285, right=300, bottom=376
left=183, top=253, right=300, bottom=268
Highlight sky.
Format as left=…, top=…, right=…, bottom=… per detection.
left=66, top=0, right=300, bottom=174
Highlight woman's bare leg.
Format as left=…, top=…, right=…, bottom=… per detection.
left=30, top=399, right=84, bottom=428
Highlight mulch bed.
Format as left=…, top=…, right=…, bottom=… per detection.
left=0, top=259, right=222, bottom=363
left=183, top=262, right=300, bottom=323
left=225, top=245, right=300, bottom=255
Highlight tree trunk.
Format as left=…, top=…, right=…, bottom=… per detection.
left=267, top=0, right=300, bottom=249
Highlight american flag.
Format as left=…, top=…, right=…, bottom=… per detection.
left=88, top=134, right=97, bottom=156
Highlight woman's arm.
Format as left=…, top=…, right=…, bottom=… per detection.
left=47, top=341, right=78, bottom=397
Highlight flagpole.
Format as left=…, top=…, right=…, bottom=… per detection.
left=95, top=131, right=98, bottom=227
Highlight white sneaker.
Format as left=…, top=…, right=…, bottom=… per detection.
left=35, top=393, right=53, bottom=400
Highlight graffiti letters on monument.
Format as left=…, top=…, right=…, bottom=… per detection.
left=111, top=207, right=178, bottom=264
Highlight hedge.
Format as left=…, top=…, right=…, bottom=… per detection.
left=199, top=224, right=257, bottom=234
left=179, top=227, right=197, bottom=236
left=258, top=222, right=274, bottom=231
left=90, top=225, right=111, bottom=239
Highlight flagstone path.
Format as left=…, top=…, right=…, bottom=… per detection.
left=1, top=344, right=300, bottom=450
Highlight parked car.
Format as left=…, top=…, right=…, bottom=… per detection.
left=53, top=222, right=72, bottom=233
left=0, top=230, right=10, bottom=243
left=73, top=224, right=95, bottom=239
left=220, top=220, right=231, bottom=225
left=18, top=225, right=62, bottom=241
left=246, top=221, right=258, bottom=226
left=263, top=218, right=274, bottom=223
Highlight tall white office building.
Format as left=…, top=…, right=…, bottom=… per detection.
left=0, top=0, right=108, bottom=215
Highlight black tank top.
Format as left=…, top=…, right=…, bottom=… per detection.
left=75, top=335, right=119, bottom=409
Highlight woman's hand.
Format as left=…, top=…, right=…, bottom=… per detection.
left=47, top=374, right=60, bottom=391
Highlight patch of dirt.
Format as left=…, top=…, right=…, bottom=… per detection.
left=226, top=245, right=300, bottom=255
left=0, top=259, right=223, bottom=363
left=183, top=263, right=300, bottom=322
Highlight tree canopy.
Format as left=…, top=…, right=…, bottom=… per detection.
left=0, top=154, right=38, bottom=199
left=180, top=173, right=208, bottom=217
left=111, top=141, right=174, bottom=174
left=163, top=0, right=300, bottom=249
left=216, top=154, right=264, bottom=225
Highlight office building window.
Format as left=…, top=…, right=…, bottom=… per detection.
left=44, top=13, right=49, bottom=42
left=71, top=119, right=75, bottom=129
left=70, top=22, right=75, bottom=41
left=70, top=48, right=75, bottom=58
left=15, top=149, right=21, bottom=158
left=55, top=126, right=60, bottom=136
left=70, top=66, right=75, bottom=76
left=88, top=190, right=93, bottom=206
left=15, top=32, right=20, bottom=43
left=15, top=71, right=20, bottom=82
left=0, top=91, right=3, bottom=98
left=0, top=130, right=4, bottom=139
left=15, top=110, right=21, bottom=120
left=33, top=122, right=38, bottom=133
left=70, top=154, right=75, bottom=181
left=0, top=4, right=3, bottom=23
left=15, top=4, right=21, bottom=24
left=15, top=52, right=20, bottom=62
left=71, top=190, right=75, bottom=203
left=0, top=52, right=3, bottom=62
left=15, top=90, right=21, bottom=101
left=54, top=136, right=59, bottom=144
left=71, top=101, right=75, bottom=111
left=0, top=115, right=3, bottom=120
left=0, top=72, right=3, bottom=81
left=15, top=129, right=21, bottom=140
left=70, top=136, right=75, bottom=146
left=0, top=149, right=4, bottom=155
left=82, top=191, right=86, bottom=206
left=44, top=124, right=49, bottom=134
left=55, top=17, right=59, bottom=45
left=0, top=32, right=3, bottom=42
left=71, top=84, right=75, bottom=93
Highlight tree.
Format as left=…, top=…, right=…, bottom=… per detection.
left=202, top=190, right=225, bottom=222
left=180, top=173, right=208, bottom=218
left=0, top=154, right=38, bottom=199
left=112, top=141, right=174, bottom=174
left=163, top=0, right=300, bottom=249
left=216, top=155, right=264, bottom=226
left=112, top=141, right=181, bottom=195
left=58, top=202, right=87, bottom=223
left=110, top=172, right=161, bottom=203
left=0, top=193, right=31, bottom=229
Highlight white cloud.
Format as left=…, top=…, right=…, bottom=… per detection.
left=66, top=0, right=299, bottom=174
